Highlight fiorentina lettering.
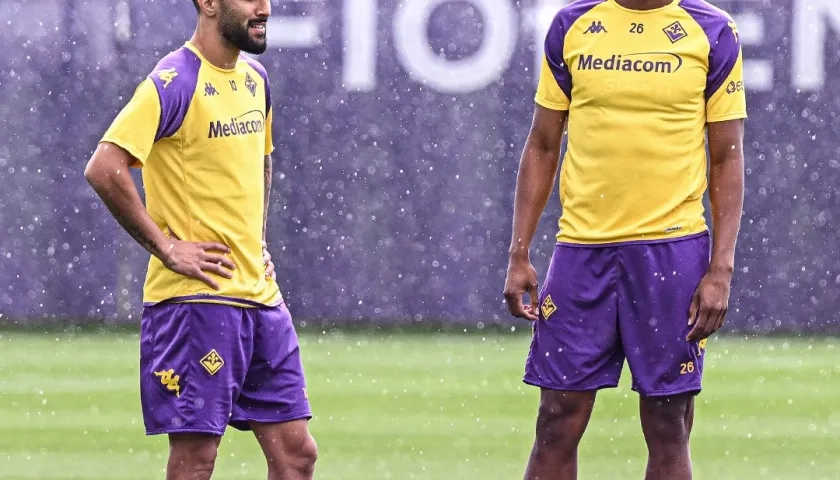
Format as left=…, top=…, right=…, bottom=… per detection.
left=208, top=110, right=265, bottom=138
left=577, top=53, right=681, bottom=73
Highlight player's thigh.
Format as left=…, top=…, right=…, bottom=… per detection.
left=230, top=304, right=312, bottom=430
left=617, top=234, right=710, bottom=397
left=524, top=244, right=624, bottom=391
left=140, top=302, right=251, bottom=435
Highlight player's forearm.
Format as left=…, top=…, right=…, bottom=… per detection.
left=708, top=149, right=744, bottom=275
left=508, top=140, right=562, bottom=260
left=85, top=166, right=172, bottom=262
left=262, top=155, right=272, bottom=241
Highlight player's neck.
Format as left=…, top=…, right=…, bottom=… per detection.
left=612, top=0, right=674, bottom=11
left=189, top=26, right=240, bottom=71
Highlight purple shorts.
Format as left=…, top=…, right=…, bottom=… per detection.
left=524, top=233, right=711, bottom=397
left=140, top=302, right=312, bottom=436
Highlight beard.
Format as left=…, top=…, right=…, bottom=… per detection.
left=219, top=1, right=267, bottom=55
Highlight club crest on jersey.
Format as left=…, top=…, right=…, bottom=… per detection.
left=541, top=295, right=557, bottom=319
left=245, top=72, right=257, bottom=97
left=200, top=349, right=225, bottom=375
left=663, top=21, right=688, bottom=43
left=157, top=68, right=178, bottom=89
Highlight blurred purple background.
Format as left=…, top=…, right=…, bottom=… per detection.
left=1, top=0, right=838, bottom=333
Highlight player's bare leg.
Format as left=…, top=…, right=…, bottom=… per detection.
left=639, top=393, right=695, bottom=480
left=524, top=390, right=597, bottom=480
left=251, top=419, right=317, bottom=480
left=166, top=433, right=222, bottom=480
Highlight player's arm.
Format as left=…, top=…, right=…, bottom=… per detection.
left=707, top=119, right=745, bottom=276
left=504, top=106, right=568, bottom=320
left=85, top=144, right=173, bottom=261
left=261, top=101, right=276, bottom=280
left=85, top=80, right=235, bottom=290
left=687, top=18, right=747, bottom=341
left=504, top=14, right=570, bottom=320
left=263, top=154, right=272, bottom=241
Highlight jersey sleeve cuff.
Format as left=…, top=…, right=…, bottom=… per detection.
left=100, top=137, right=148, bottom=167
left=706, top=111, right=748, bottom=123
left=534, top=96, right=570, bottom=112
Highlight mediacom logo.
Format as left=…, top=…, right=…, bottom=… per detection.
left=208, top=110, right=266, bottom=138
left=576, top=53, right=683, bottom=74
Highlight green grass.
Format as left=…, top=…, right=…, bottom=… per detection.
left=0, top=332, right=838, bottom=479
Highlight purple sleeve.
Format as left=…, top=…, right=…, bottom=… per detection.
left=679, top=0, right=742, bottom=99
left=544, top=0, right=607, bottom=102
left=544, top=16, right=572, bottom=101
left=704, top=22, right=740, bottom=100
left=147, top=48, right=201, bottom=141
left=544, top=13, right=572, bottom=100
left=241, top=55, right=272, bottom=116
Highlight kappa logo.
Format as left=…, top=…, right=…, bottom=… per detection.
left=584, top=20, right=607, bottom=34
left=697, top=338, right=708, bottom=356
left=540, top=295, right=557, bottom=319
left=663, top=21, right=688, bottom=43
left=200, top=349, right=225, bottom=375
left=154, top=369, right=181, bottom=397
left=157, top=68, right=178, bottom=89
left=204, top=82, right=218, bottom=96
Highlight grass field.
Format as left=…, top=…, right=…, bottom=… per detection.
left=0, top=331, right=838, bottom=479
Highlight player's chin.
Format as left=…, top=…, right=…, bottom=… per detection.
left=242, top=38, right=267, bottom=55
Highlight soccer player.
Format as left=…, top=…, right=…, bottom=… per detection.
left=503, top=0, right=746, bottom=478
left=84, top=1, right=317, bottom=479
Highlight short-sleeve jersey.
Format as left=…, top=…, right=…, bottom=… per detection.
left=100, top=42, right=280, bottom=307
left=535, top=0, right=747, bottom=244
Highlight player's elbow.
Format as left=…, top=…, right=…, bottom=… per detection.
left=526, top=132, right=561, bottom=159
left=84, top=143, right=129, bottom=190
left=83, top=156, right=107, bottom=190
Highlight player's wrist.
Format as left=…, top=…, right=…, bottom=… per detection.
left=508, top=249, right=530, bottom=262
left=708, top=261, right=734, bottom=277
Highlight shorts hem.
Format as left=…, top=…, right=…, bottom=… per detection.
left=145, top=427, right=225, bottom=436
left=229, top=411, right=313, bottom=431
left=523, top=377, right=618, bottom=392
left=633, top=385, right=702, bottom=397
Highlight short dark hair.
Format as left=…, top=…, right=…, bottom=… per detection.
left=191, top=0, right=199, bottom=12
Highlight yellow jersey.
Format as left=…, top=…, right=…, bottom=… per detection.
left=535, top=0, right=747, bottom=244
left=101, top=42, right=280, bottom=307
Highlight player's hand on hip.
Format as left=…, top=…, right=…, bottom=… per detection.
left=262, top=240, right=276, bottom=281
left=161, top=230, right=235, bottom=290
left=503, top=257, right=540, bottom=321
left=687, top=269, right=732, bottom=342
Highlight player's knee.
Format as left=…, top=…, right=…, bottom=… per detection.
left=267, top=432, right=317, bottom=477
left=535, top=395, right=591, bottom=448
left=292, top=433, right=318, bottom=473
left=642, top=401, right=690, bottom=447
left=168, top=438, right=219, bottom=480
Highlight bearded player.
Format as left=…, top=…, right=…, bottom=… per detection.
left=84, top=1, right=317, bottom=478
left=504, top=0, right=746, bottom=478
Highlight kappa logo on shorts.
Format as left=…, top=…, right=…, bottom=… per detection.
left=540, top=295, right=557, bottom=319
left=154, top=369, right=181, bottom=397
left=697, top=338, right=708, bottom=357
left=200, top=349, right=225, bottom=375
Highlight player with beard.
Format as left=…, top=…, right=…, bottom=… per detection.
left=85, top=1, right=317, bottom=479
